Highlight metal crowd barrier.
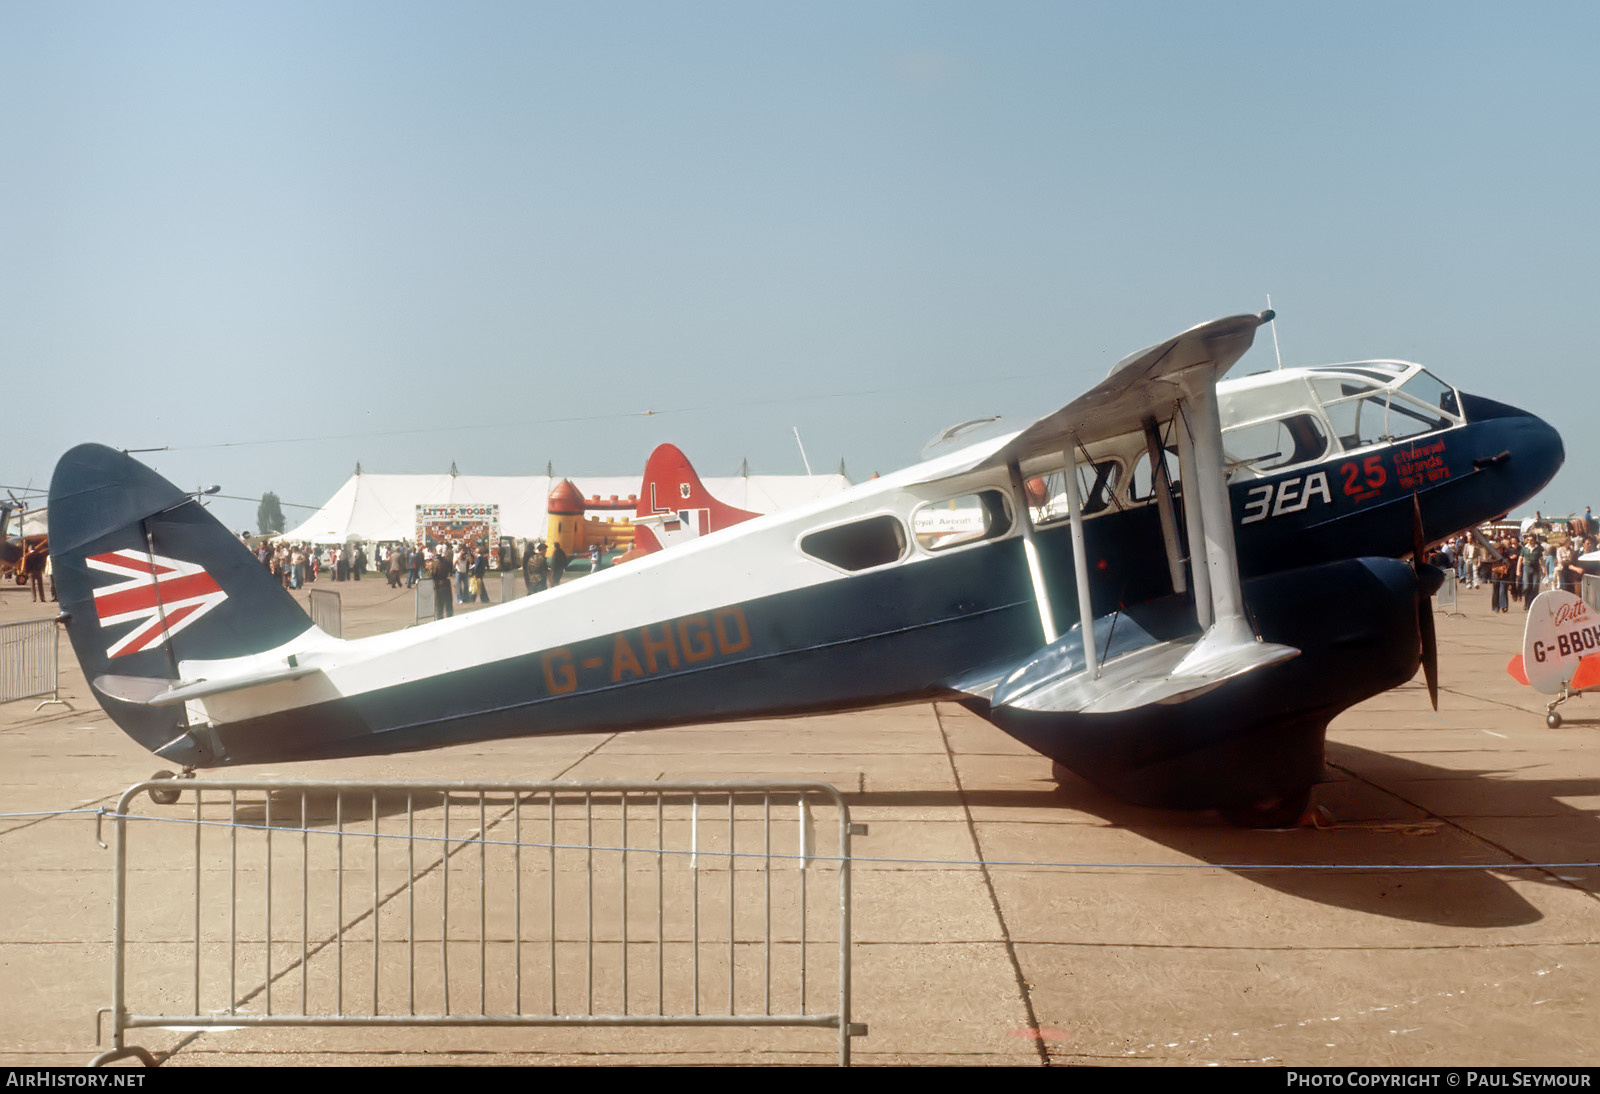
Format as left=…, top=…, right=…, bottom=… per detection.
left=1434, top=572, right=1461, bottom=616
left=412, top=580, right=436, bottom=624
left=414, top=574, right=532, bottom=622
left=1584, top=574, right=1599, bottom=614
left=307, top=589, right=342, bottom=639
left=500, top=572, right=525, bottom=603
left=93, top=779, right=862, bottom=1066
left=0, top=617, right=70, bottom=710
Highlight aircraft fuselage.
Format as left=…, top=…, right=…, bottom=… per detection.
left=50, top=352, right=1564, bottom=819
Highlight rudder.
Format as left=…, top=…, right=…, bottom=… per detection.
left=49, top=444, right=316, bottom=765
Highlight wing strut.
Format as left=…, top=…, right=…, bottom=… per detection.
left=1142, top=414, right=1187, bottom=597
left=1007, top=461, right=1058, bottom=644
left=1173, top=402, right=1213, bottom=628
left=1061, top=441, right=1100, bottom=679
left=1171, top=374, right=1296, bottom=675
left=984, top=311, right=1299, bottom=716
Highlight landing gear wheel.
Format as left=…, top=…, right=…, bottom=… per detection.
left=148, top=770, right=181, bottom=806
left=1219, top=787, right=1313, bottom=829
left=1547, top=712, right=1562, bottom=729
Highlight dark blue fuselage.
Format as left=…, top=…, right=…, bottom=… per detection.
left=55, top=391, right=1565, bottom=819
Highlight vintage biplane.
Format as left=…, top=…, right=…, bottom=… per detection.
left=1507, top=588, right=1600, bottom=728
left=0, top=502, right=50, bottom=586
left=49, top=312, right=1564, bottom=824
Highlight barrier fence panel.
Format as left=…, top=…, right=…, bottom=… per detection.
left=0, top=617, right=70, bottom=709
left=307, top=589, right=342, bottom=639
left=1435, top=572, right=1460, bottom=616
left=413, top=581, right=436, bottom=625
left=500, top=572, right=525, bottom=603
left=93, top=779, right=861, bottom=1066
left=1584, top=574, right=1599, bottom=614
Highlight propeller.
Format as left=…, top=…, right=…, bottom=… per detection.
left=1411, top=495, right=1441, bottom=710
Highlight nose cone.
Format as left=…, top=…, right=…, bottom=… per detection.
left=1457, top=390, right=1565, bottom=511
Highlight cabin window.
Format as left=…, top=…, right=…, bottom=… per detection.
left=1222, top=414, right=1328, bottom=476
left=913, top=490, right=1013, bottom=552
left=1031, top=461, right=1122, bottom=524
left=800, top=515, right=906, bottom=571
left=1131, top=448, right=1181, bottom=503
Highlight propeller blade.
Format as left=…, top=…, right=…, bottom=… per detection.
left=1418, top=591, right=1439, bottom=710
left=1410, top=493, right=1438, bottom=709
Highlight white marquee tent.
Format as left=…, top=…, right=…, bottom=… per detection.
left=277, top=468, right=853, bottom=545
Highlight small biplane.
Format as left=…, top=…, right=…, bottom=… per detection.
left=0, top=502, right=49, bottom=586
left=49, top=312, right=1564, bottom=824
left=1508, top=588, right=1600, bottom=727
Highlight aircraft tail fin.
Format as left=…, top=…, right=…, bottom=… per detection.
left=49, top=444, right=318, bottom=765
left=630, top=443, right=761, bottom=555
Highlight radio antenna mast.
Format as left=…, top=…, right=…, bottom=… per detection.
left=792, top=427, right=813, bottom=476
left=1267, top=294, right=1283, bottom=370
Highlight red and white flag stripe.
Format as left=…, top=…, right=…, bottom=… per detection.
left=88, top=549, right=227, bottom=659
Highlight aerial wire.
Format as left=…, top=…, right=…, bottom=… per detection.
left=137, top=369, right=1047, bottom=455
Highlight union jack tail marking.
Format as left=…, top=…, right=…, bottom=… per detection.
left=87, top=550, right=228, bottom=659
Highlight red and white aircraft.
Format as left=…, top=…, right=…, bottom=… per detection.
left=1507, top=588, right=1600, bottom=727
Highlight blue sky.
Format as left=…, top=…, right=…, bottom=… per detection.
left=2, top=1, right=1594, bottom=531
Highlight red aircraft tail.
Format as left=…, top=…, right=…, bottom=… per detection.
left=626, top=444, right=761, bottom=557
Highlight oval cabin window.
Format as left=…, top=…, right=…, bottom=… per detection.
left=912, top=490, right=1013, bottom=551
left=800, top=515, right=907, bottom=572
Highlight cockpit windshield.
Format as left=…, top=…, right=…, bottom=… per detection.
left=1398, top=369, right=1461, bottom=419
left=1306, top=363, right=1461, bottom=454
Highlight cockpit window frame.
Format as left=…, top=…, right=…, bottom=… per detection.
left=1308, top=362, right=1463, bottom=455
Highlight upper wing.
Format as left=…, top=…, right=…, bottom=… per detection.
left=973, top=311, right=1272, bottom=472
left=945, top=310, right=1296, bottom=712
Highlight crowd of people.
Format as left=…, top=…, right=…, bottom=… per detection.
left=1437, top=508, right=1597, bottom=614
left=257, top=537, right=611, bottom=613
left=255, top=542, right=375, bottom=589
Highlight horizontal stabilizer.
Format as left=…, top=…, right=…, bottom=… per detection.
left=95, top=661, right=325, bottom=707
left=94, top=674, right=178, bottom=704
left=993, top=618, right=1299, bottom=716
left=1507, top=653, right=1529, bottom=687
left=1572, top=654, right=1600, bottom=692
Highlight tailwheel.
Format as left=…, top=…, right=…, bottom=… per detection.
left=1219, top=786, right=1314, bottom=829
left=147, top=770, right=182, bottom=806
